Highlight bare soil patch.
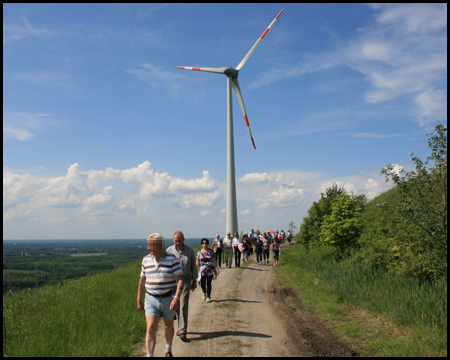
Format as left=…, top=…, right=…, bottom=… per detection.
left=130, top=244, right=359, bottom=357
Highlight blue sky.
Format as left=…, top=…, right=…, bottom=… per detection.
left=3, top=3, right=447, bottom=240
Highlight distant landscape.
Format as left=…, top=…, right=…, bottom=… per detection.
left=3, top=238, right=202, bottom=294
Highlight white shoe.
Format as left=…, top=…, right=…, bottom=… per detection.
left=206, top=297, right=211, bottom=303
left=202, top=293, right=206, bottom=300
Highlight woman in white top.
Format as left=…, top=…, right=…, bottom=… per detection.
left=212, top=234, right=223, bottom=267
left=232, top=232, right=242, bottom=268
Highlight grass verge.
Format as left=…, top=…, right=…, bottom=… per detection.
left=273, top=243, right=447, bottom=357
left=3, top=260, right=145, bottom=357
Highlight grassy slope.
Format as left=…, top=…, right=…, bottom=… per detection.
left=3, top=246, right=205, bottom=357
left=276, top=185, right=447, bottom=357
left=3, top=260, right=145, bottom=357
left=274, top=244, right=447, bottom=357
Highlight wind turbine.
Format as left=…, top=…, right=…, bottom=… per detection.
left=177, top=8, right=284, bottom=237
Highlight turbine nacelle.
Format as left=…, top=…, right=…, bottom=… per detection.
left=224, top=67, right=239, bottom=79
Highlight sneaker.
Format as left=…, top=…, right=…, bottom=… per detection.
left=206, top=297, right=211, bottom=303
left=202, top=293, right=206, bottom=300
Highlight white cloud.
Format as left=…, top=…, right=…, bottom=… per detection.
left=3, top=113, right=56, bottom=142
left=239, top=172, right=272, bottom=184
left=415, top=89, right=447, bottom=125
left=33, top=163, right=90, bottom=207
left=249, top=4, right=446, bottom=127
left=3, top=168, right=47, bottom=207
left=383, top=163, right=404, bottom=177
left=365, top=178, right=383, bottom=200
left=238, top=170, right=322, bottom=212
left=177, top=190, right=223, bottom=208
left=3, top=127, right=34, bottom=141
left=359, top=42, right=396, bottom=63
left=169, top=171, right=216, bottom=192
left=319, top=169, right=395, bottom=201
left=117, top=198, right=136, bottom=212
left=320, top=181, right=356, bottom=195
left=349, top=4, right=446, bottom=125
left=256, top=184, right=306, bottom=209
left=81, top=186, right=115, bottom=213
left=3, top=164, right=397, bottom=239
left=372, top=3, right=447, bottom=34
left=118, top=161, right=220, bottom=200
left=3, top=162, right=224, bottom=225
left=86, top=167, right=121, bottom=193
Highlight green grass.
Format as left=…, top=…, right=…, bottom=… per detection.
left=4, top=244, right=446, bottom=357
left=274, top=244, right=447, bottom=357
left=3, top=260, right=145, bottom=357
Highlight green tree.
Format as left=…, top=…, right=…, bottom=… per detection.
left=320, top=192, right=367, bottom=257
left=298, top=184, right=345, bottom=249
left=382, top=124, right=447, bottom=281
left=349, top=185, right=446, bottom=282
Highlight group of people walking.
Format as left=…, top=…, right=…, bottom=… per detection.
left=211, top=229, right=291, bottom=269
left=137, top=229, right=288, bottom=357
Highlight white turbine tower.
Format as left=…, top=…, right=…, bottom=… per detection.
left=178, top=8, right=284, bottom=237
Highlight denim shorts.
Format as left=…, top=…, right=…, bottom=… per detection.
left=144, top=292, right=176, bottom=320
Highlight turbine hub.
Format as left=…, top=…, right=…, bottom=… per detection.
left=224, top=67, right=239, bottom=78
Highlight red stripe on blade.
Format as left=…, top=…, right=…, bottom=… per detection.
left=276, top=9, right=284, bottom=19
left=261, top=28, right=270, bottom=39
left=193, top=67, right=201, bottom=71
left=244, top=115, right=250, bottom=127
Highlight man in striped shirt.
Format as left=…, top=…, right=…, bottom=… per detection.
left=137, top=233, right=184, bottom=357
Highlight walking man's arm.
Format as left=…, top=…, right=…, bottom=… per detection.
left=170, top=274, right=184, bottom=311
left=137, top=276, right=146, bottom=311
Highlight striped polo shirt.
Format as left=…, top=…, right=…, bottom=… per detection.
left=140, top=252, right=183, bottom=295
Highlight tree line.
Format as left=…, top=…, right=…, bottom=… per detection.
left=296, top=124, right=447, bottom=283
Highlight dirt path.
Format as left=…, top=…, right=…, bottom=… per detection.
left=131, top=243, right=358, bottom=357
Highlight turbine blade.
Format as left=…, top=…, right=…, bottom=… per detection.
left=177, top=66, right=226, bottom=74
left=235, top=8, right=284, bottom=71
left=231, top=78, right=256, bottom=149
